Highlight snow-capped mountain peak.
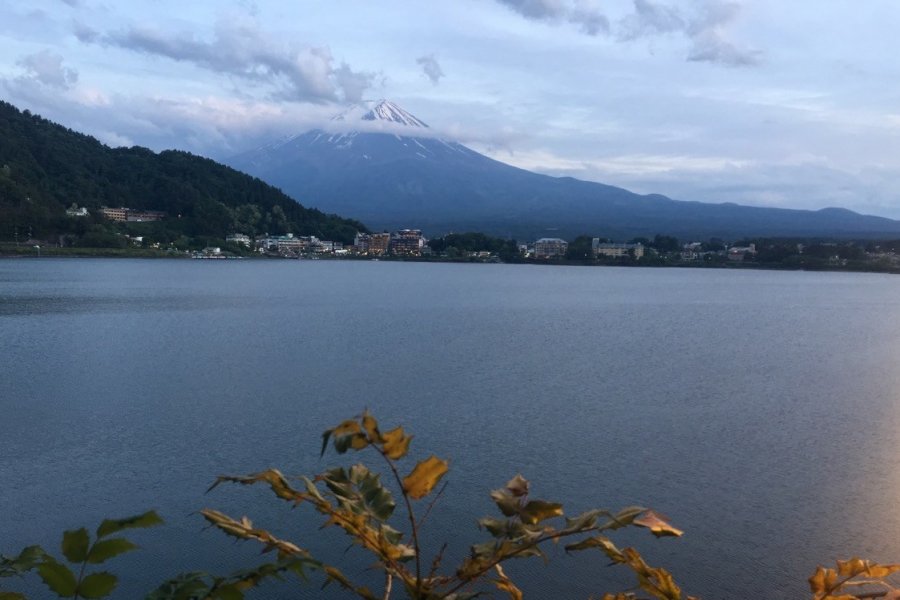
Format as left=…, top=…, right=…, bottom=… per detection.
left=331, top=99, right=429, bottom=128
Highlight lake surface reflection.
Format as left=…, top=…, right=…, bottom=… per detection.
left=3, top=258, right=900, bottom=599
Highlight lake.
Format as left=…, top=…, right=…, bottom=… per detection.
left=3, top=258, right=900, bottom=599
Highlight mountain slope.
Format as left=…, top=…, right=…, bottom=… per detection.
left=228, top=100, right=900, bottom=240
left=0, top=101, right=366, bottom=243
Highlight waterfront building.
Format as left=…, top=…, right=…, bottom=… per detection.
left=226, top=234, right=252, bottom=247
left=592, top=240, right=644, bottom=259
left=391, top=229, right=425, bottom=256
left=355, top=232, right=392, bottom=255
left=534, top=238, right=568, bottom=258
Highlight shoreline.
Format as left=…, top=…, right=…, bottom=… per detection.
left=3, top=250, right=898, bottom=275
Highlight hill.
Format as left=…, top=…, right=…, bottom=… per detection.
left=0, top=101, right=367, bottom=247
left=228, top=100, right=900, bottom=240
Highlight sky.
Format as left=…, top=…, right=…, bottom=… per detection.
left=3, top=0, right=900, bottom=217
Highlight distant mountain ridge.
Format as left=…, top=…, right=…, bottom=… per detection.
left=228, top=100, right=900, bottom=240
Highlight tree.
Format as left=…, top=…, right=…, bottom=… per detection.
left=566, top=235, right=594, bottom=261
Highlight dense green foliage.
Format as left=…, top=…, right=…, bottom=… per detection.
left=0, top=101, right=367, bottom=246
left=427, top=232, right=520, bottom=261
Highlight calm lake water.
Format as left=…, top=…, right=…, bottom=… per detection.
left=3, top=259, right=900, bottom=599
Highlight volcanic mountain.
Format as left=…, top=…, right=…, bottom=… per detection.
left=227, top=100, right=900, bottom=240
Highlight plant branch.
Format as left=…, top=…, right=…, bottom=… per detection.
left=373, top=445, right=423, bottom=598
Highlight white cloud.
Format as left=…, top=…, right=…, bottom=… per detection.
left=16, top=50, right=78, bottom=89
left=84, top=18, right=376, bottom=103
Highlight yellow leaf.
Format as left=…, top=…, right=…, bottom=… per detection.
left=402, top=455, right=449, bottom=499
left=362, top=412, right=382, bottom=442
left=382, top=426, right=413, bottom=460
left=633, top=510, right=684, bottom=538
left=333, top=420, right=361, bottom=437
left=505, top=474, right=529, bottom=497
left=493, top=564, right=523, bottom=600
left=519, top=500, right=563, bottom=525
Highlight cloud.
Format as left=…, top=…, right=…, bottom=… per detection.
left=619, top=0, right=685, bottom=40
left=618, top=0, right=760, bottom=67
left=416, top=54, right=444, bottom=85
left=81, top=18, right=376, bottom=103
left=16, top=50, right=78, bottom=89
left=73, top=21, right=99, bottom=43
left=497, top=0, right=609, bottom=36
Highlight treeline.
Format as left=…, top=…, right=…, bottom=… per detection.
left=0, top=101, right=367, bottom=246
left=427, top=232, right=521, bottom=261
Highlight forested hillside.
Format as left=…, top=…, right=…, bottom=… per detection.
left=0, top=101, right=367, bottom=247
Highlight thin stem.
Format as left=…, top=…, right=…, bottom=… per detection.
left=383, top=572, right=393, bottom=600
left=374, top=445, right=423, bottom=598
left=443, top=524, right=606, bottom=597
left=73, top=541, right=93, bottom=600
left=417, top=481, right=448, bottom=531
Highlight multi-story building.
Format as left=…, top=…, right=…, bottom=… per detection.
left=390, top=229, right=424, bottom=256
left=355, top=232, right=392, bottom=255
left=99, top=207, right=128, bottom=221
left=66, top=205, right=89, bottom=217
left=592, top=240, right=644, bottom=259
left=226, top=234, right=252, bottom=247
left=99, top=207, right=166, bottom=222
left=534, top=237, right=568, bottom=258
left=126, top=210, right=166, bottom=222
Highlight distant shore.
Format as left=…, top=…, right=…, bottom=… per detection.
left=3, top=246, right=900, bottom=275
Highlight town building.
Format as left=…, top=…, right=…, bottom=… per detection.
left=226, top=234, right=252, bottom=247
left=592, top=240, right=644, bottom=259
left=99, top=207, right=128, bottom=221
left=391, top=229, right=425, bottom=256
left=126, top=210, right=166, bottom=222
left=354, top=232, right=392, bottom=255
left=66, top=205, right=89, bottom=217
left=534, top=238, right=568, bottom=258
left=99, top=207, right=166, bottom=222
left=728, top=244, right=757, bottom=261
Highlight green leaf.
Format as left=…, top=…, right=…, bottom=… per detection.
left=77, top=572, right=117, bottom=598
left=37, top=560, right=77, bottom=597
left=145, top=572, right=212, bottom=600
left=96, top=511, right=163, bottom=538
left=0, top=545, right=47, bottom=577
left=61, top=528, right=90, bottom=563
left=210, top=586, right=243, bottom=600
left=0, top=593, right=27, bottom=600
left=87, top=538, right=138, bottom=564
left=320, top=429, right=333, bottom=457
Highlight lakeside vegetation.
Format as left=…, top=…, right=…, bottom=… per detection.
left=0, top=101, right=367, bottom=250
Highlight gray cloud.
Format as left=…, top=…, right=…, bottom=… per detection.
left=73, top=21, right=99, bottom=43
left=497, top=0, right=609, bottom=36
left=16, top=50, right=78, bottom=89
left=618, top=0, right=760, bottom=67
left=619, top=0, right=685, bottom=40
left=416, top=54, right=444, bottom=85
left=82, top=19, right=375, bottom=103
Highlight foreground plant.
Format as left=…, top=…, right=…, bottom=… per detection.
left=198, top=411, right=694, bottom=600
left=809, top=558, right=900, bottom=600
left=0, top=511, right=162, bottom=599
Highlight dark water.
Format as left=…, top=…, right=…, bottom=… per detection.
left=3, top=258, right=900, bottom=599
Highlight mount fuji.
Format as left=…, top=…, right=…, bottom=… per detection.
left=227, top=100, right=900, bottom=240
